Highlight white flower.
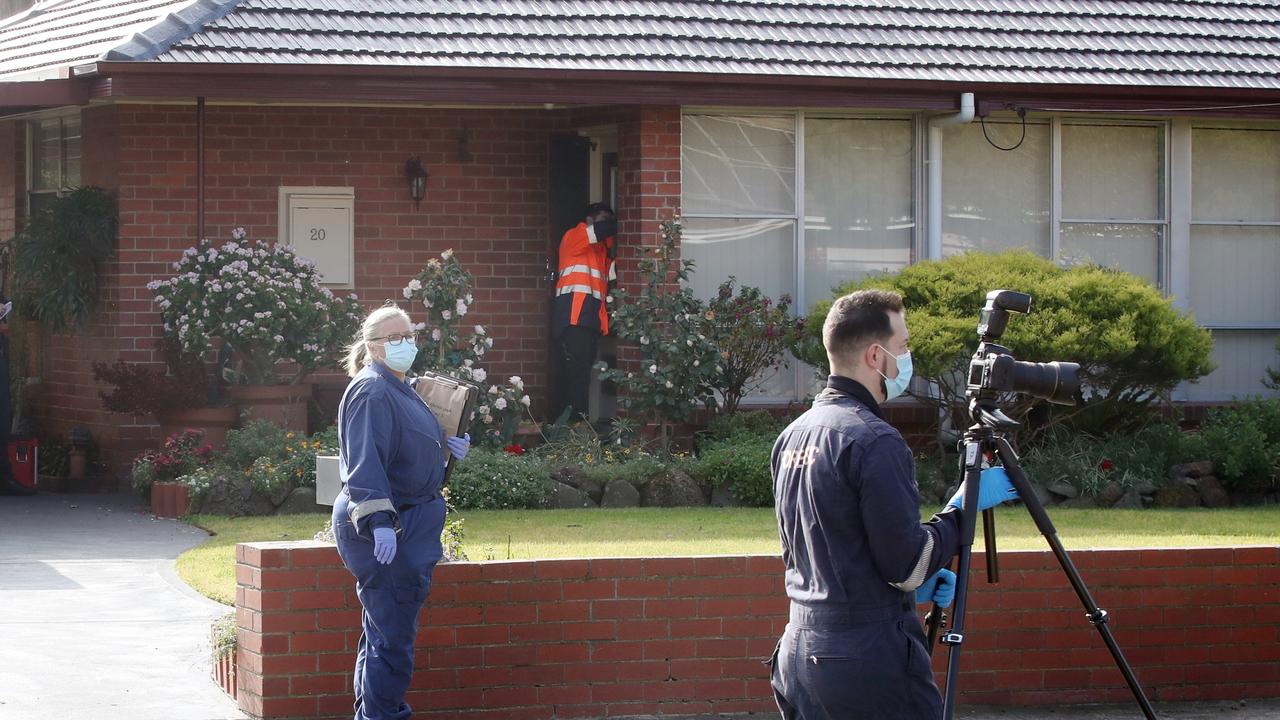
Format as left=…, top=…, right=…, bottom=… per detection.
left=456, top=300, right=467, bottom=316
left=649, top=364, right=657, bottom=374
left=665, top=381, right=673, bottom=388
left=441, top=249, right=454, bottom=260
left=413, top=322, right=426, bottom=331
left=274, top=335, right=284, bottom=343
left=484, top=338, right=493, bottom=347
left=693, top=360, right=700, bottom=367
left=431, top=328, right=442, bottom=341
left=408, top=279, right=422, bottom=291
left=473, top=368, right=487, bottom=382
left=509, top=376, right=524, bottom=390
left=402, top=287, right=413, bottom=299
left=640, top=336, right=649, bottom=345
left=715, top=365, right=723, bottom=373
left=231, top=227, right=247, bottom=241
left=147, top=280, right=161, bottom=291
left=159, top=299, right=171, bottom=310
left=687, top=339, right=693, bottom=346
left=520, top=395, right=531, bottom=407
left=478, top=405, right=489, bottom=414
left=465, top=293, right=473, bottom=304
left=423, top=299, right=433, bottom=308
left=463, top=359, right=473, bottom=368
left=482, top=414, right=493, bottom=424
left=494, top=398, right=507, bottom=411
left=441, top=310, right=452, bottom=320
left=489, top=386, right=499, bottom=396
left=474, top=325, right=485, bottom=335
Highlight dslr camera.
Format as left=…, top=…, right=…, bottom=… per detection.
left=966, top=290, right=1080, bottom=417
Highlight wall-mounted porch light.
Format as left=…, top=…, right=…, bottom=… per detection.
left=404, top=156, right=429, bottom=205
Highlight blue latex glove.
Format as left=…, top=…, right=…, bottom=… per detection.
left=916, top=568, right=957, bottom=608
left=372, top=526, right=397, bottom=565
left=948, top=466, right=1018, bottom=512
left=446, top=433, right=471, bottom=461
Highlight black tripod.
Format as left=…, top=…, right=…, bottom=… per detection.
left=925, top=398, right=1157, bottom=720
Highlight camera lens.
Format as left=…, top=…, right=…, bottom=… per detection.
left=1009, top=360, right=1080, bottom=405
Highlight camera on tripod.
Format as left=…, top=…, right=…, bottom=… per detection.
left=966, top=290, right=1081, bottom=414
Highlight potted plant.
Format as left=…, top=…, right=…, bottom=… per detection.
left=93, top=338, right=236, bottom=449
left=132, top=428, right=214, bottom=517
left=147, top=228, right=364, bottom=432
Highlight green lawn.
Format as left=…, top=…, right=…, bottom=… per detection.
left=179, top=506, right=1280, bottom=605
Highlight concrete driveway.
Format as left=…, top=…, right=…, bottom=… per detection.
left=0, top=492, right=245, bottom=720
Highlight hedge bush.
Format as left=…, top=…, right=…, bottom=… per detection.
left=1199, top=398, right=1280, bottom=495
left=446, top=447, right=553, bottom=510
left=799, top=251, right=1215, bottom=438
left=691, top=430, right=776, bottom=506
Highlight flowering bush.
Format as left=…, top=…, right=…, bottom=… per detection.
left=131, top=429, right=214, bottom=498
left=597, top=216, right=722, bottom=440
left=446, top=447, right=552, bottom=509
left=706, top=278, right=805, bottom=415
left=179, top=421, right=341, bottom=508
left=148, top=228, right=365, bottom=385
left=399, top=249, right=530, bottom=445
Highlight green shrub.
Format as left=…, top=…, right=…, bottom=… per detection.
left=799, top=251, right=1215, bottom=438
left=446, top=448, right=552, bottom=509
left=581, top=454, right=671, bottom=487
left=691, top=431, right=776, bottom=506
left=1020, top=422, right=1204, bottom=496
left=702, top=410, right=787, bottom=442
left=1199, top=398, right=1280, bottom=495
left=222, top=420, right=289, bottom=471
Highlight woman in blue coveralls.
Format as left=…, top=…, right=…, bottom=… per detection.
left=333, top=305, right=471, bottom=720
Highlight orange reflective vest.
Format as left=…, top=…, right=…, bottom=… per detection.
left=552, top=221, right=615, bottom=337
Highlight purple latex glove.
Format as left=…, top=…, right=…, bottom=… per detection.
left=446, top=433, right=471, bottom=461
left=372, top=526, right=397, bottom=565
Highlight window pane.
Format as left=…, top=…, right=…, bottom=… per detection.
left=804, top=118, right=914, bottom=296
left=62, top=115, right=81, bottom=188
left=682, top=217, right=796, bottom=399
left=682, top=115, right=795, bottom=215
left=1181, top=330, right=1280, bottom=401
left=29, top=118, right=61, bottom=192
left=1189, top=225, right=1280, bottom=326
left=942, top=120, right=1051, bottom=256
left=1060, top=223, right=1161, bottom=286
left=1062, top=123, right=1161, bottom=220
left=1192, top=128, right=1280, bottom=222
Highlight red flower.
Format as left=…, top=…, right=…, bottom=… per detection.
left=1099, top=459, right=1115, bottom=471
left=504, top=443, right=525, bottom=456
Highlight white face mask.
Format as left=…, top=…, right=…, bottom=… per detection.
left=875, top=344, right=913, bottom=400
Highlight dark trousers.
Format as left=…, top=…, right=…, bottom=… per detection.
left=553, top=325, right=598, bottom=422
left=333, top=492, right=446, bottom=720
left=771, top=611, right=942, bottom=720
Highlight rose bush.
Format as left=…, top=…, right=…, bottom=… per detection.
left=148, top=228, right=365, bottom=385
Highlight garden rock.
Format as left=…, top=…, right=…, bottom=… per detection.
left=1169, top=460, right=1215, bottom=481
left=1060, top=495, right=1097, bottom=509
left=1133, top=480, right=1158, bottom=496
left=196, top=473, right=277, bottom=517
left=642, top=469, right=706, bottom=507
left=275, top=487, right=322, bottom=514
left=549, top=481, right=596, bottom=509
left=1026, top=481, right=1056, bottom=507
left=1046, top=481, right=1080, bottom=499
left=551, top=466, right=604, bottom=503
left=601, top=480, right=641, bottom=508
left=711, top=485, right=745, bottom=508
left=1153, top=483, right=1201, bottom=508
left=1097, top=481, right=1126, bottom=508
left=1194, top=475, right=1230, bottom=508
left=1113, top=489, right=1144, bottom=509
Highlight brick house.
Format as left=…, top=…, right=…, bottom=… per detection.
left=2, top=0, right=1279, bottom=469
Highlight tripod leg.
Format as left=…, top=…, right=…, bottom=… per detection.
left=994, top=437, right=1158, bottom=720
left=939, top=438, right=985, bottom=720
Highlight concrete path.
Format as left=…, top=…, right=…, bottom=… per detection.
left=0, top=492, right=245, bottom=720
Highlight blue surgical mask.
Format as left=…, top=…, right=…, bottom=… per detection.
left=381, top=338, right=418, bottom=373
left=876, top=345, right=913, bottom=400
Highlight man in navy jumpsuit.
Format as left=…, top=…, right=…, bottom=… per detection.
left=331, top=307, right=470, bottom=720
left=770, top=289, right=1016, bottom=719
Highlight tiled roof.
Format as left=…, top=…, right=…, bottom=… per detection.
left=4, top=0, right=1280, bottom=89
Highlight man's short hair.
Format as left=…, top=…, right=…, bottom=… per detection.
left=822, top=289, right=905, bottom=363
left=585, top=202, right=615, bottom=218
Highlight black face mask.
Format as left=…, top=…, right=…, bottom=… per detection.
left=592, top=217, right=618, bottom=239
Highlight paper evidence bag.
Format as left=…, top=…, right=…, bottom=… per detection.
left=413, top=370, right=481, bottom=482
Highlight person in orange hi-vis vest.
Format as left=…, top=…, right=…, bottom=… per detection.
left=551, top=202, right=617, bottom=422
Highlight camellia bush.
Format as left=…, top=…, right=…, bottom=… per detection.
left=148, top=228, right=365, bottom=384
left=399, top=249, right=530, bottom=445
left=597, top=216, right=723, bottom=443
left=707, top=278, right=805, bottom=415
left=798, top=250, right=1216, bottom=438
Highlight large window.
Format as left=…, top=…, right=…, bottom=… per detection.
left=26, top=112, right=81, bottom=215
left=1186, top=126, right=1280, bottom=400
left=942, top=119, right=1051, bottom=257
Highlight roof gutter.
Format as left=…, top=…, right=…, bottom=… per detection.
left=926, top=92, right=975, bottom=260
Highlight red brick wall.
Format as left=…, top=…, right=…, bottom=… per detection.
left=0, top=119, right=15, bottom=242
left=235, top=544, right=1280, bottom=719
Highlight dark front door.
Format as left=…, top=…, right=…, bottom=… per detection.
left=546, top=134, right=592, bottom=420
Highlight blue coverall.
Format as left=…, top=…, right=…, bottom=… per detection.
left=770, top=375, right=963, bottom=720
left=332, top=362, right=447, bottom=720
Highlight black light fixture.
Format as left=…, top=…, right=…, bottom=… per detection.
left=404, top=156, right=428, bottom=205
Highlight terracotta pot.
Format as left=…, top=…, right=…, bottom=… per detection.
left=151, top=481, right=191, bottom=519
left=157, top=406, right=238, bottom=450
left=68, top=449, right=87, bottom=480
left=229, top=384, right=313, bottom=433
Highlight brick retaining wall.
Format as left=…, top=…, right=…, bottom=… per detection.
left=235, top=543, right=1280, bottom=719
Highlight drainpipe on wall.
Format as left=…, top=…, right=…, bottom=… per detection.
left=926, top=92, right=975, bottom=260
left=196, top=96, right=206, bottom=242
